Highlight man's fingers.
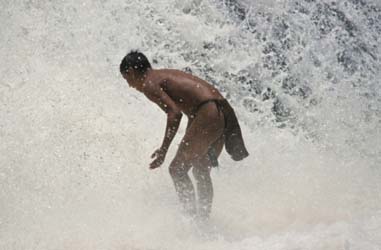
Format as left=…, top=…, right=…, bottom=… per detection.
left=149, top=149, right=165, bottom=169
left=149, top=163, right=160, bottom=169
left=149, top=158, right=163, bottom=169
left=151, top=149, right=161, bottom=158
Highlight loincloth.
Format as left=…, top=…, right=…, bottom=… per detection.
left=196, top=99, right=249, bottom=163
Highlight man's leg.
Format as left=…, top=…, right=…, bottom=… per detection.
left=169, top=101, right=224, bottom=218
left=168, top=155, right=196, bottom=217
left=192, top=158, right=212, bottom=219
left=192, top=137, right=224, bottom=219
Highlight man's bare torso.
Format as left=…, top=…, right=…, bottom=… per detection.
left=144, top=69, right=224, bottom=116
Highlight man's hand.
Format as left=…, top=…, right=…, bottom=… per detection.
left=149, top=148, right=167, bottom=169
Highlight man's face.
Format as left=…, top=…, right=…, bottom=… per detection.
left=122, top=71, right=129, bottom=82
left=122, top=68, right=142, bottom=90
left=122, top=68, right=134, bottom=84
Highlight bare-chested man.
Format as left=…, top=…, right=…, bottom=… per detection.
left=120, top=51, right=248, bottom=220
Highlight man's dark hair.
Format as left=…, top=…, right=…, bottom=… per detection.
left=120, top=50, right=152, bottom=75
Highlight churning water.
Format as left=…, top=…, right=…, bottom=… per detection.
left=1, top=0, right=380, bottom=249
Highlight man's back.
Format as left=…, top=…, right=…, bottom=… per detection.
left=145, top=69, right=224, bottom=116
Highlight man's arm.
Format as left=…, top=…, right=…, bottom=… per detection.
left=143, top=83, right=182, bottom=168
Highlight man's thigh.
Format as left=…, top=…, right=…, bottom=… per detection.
left=177, top=102, right=224, bottom=162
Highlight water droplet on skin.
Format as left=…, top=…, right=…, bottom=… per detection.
left=179, top=98, right=183, bottom=102
left=196, top=84, right=200, bottom=88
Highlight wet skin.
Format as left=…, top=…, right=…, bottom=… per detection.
left=122, top=68, right=225, bottom=219
left=123, top=68, right=224, bottom=116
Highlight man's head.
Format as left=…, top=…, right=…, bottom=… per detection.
left=120, top=51, right=152, bottom=87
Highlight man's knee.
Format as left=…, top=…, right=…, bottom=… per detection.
left=169, top=159, right=189, bottom=179
left=169, top=165, right=180, bottom=179
left=192, top=165, right=209, bottom=180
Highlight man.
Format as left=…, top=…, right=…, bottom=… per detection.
left=120, top=50, right=248, bottom=220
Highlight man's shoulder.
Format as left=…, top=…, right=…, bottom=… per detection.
left=154, top=68, right=192, bottom=78
left=142, top=70, right=172, bottom=94
left=146, top=69, right=193, bottom=87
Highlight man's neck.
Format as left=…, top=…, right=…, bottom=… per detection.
left=131, top=71, right=149, bottom=91
left=137, top=69, right=154, bottom=88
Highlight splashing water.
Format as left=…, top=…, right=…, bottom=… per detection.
left=1, top=0, right=380, bottom=249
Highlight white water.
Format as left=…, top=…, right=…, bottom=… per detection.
left=1, top=0, right=381, bottom=249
